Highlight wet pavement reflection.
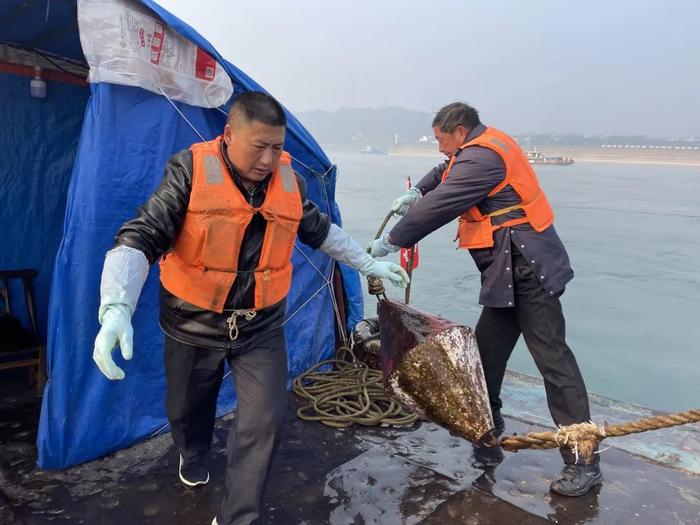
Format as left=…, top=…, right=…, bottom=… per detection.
left=1, top=373, right=699, bottom=524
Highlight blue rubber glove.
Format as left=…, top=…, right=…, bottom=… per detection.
left=358, top=256, right=410, bottom=288
left=93, top=304, right=133, bottom=380
left=391, top=187, right=421, bottom=216
left=367, top=233, right=400, bottom=258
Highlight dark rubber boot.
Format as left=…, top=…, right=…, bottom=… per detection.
left=471, top=408, right=506, bottom=469
left=550, top=464, right=603, bottom=496
left=179, top=455, right=210, bottom=487
left=471, top=443, right=505, bottom=469
left=492, top=409, right=505, bottom=437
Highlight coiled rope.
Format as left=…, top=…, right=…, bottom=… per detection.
left=293, top=346, right=419, bottom=429
left=292, top=209, right=414, bottom=429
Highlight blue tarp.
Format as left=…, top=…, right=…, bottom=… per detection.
left=0, top=0, right=363, bottom=469
left=0, top=73, right=89, bottom=340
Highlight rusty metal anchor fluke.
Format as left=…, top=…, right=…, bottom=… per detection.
left=378, top=299, right=497, bottom=446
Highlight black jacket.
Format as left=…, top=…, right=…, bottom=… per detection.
left=114, top=141, right=331, bottom=350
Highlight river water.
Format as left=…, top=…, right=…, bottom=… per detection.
left=330, top=149, right=700, bottom=412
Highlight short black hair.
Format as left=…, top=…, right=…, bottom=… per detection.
left=432, top=102, right=480, bottom=132
left=228, top=91, right=287, bottom=127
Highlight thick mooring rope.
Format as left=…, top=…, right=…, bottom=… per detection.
left=499, top=409, right=700, bottom=463
left=293, top=347, right=419, bottom=429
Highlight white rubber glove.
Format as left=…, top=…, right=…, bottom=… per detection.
left=319, top=224, right=409, bottom=288
left=367, top=233, right=400, bottom=258
left=358, top=256, right=410, bottom=288
left=391, top=187, right=421, bottom=216
left=93, top=246, right=149, bottom=380
left=93, top=304, right=133, bottom=380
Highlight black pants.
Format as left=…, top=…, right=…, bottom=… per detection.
left=164, top=329, right=288, bottom=525
left=475, top=250, right=596, bottom=465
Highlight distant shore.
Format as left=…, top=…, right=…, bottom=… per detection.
left=387, top=145, right=700, bottom=167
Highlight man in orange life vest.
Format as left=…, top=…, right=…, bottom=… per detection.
left=92, top=92, right=409, bottom=525
left=369, top=102, right=602, bottom=497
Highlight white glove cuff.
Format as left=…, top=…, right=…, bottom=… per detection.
left=98, top=245, right=149, bottom=323
left=407, top=186, right=422, bottom=201
left=319, top=224, right=372, bottom=270
left=380, top=233, right=401, bottom=253
left=100, top=303, right=132, bottom=324
left=357, top=254, right=378, bottom=276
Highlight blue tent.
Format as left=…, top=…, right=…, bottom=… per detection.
left=0, top=0, right=363, bottom=469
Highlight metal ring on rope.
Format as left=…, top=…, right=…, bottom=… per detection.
left=363, top=209, right=397, bottom=302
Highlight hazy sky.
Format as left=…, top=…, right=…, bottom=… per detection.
left=159, top=0, right=698, bottom=137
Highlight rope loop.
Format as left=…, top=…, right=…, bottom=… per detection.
left=293, top=345, right=419, bottom=429
left=499, top=409, right=700, bottom=463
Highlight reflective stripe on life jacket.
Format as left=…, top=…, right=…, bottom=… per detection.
left=159, top=136, right=302, bottom=312
left=441, top=127, right=554, bottom=249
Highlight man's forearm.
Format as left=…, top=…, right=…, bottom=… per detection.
left=388, top=186, right=466, bottom=248
left=415, top=162, right=447, bottom=195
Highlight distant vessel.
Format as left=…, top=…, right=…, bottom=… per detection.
left=525, top=148, right=574, bottom=165
left=362, top=145, right=387, bottom=155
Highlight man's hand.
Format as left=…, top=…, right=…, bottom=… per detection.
left=93, top=304, right=134, bottom=380
left=367, top=233, right=400, bottom=258
left=359, top=257, right=410, bottom=288
left=391, top=187, right=421, bottom=216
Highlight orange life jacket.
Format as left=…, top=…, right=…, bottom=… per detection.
left=159, top=136, right=302, bottom=313
left=441, top=127, right=554, bottom=250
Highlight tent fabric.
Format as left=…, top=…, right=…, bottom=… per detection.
left=0, top=0, right=364, bottom=469
left=0, top=72, right=89, bottom=339
left=0, top=0, right=85, bottom=65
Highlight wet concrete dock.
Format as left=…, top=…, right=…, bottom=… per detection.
left=1, top=370, right=699, bottom=524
